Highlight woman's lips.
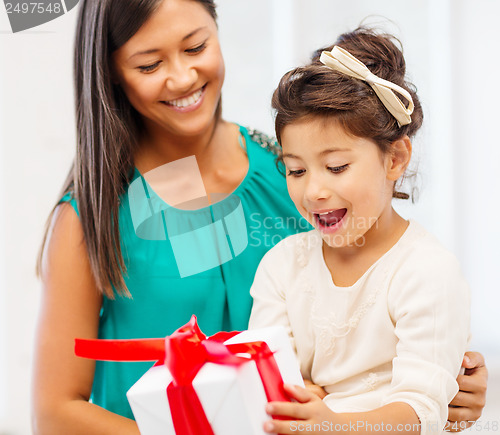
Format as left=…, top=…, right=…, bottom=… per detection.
left=313, top=208, right=347, bottom=233
left=161, top=85, right=206, bottom=113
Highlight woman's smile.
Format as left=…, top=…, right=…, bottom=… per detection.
left=162, top=84, right=206, bottom=112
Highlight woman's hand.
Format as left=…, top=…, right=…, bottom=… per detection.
left=263, top=384, right=336, bottom=434
left=446, top=352, right=488, bottom=432
left=303, top=379, right=328, bottom=399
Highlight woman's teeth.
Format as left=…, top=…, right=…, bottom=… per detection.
left=166, top=88, right=203, bottom=108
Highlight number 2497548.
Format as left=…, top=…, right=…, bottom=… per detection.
left=5, top=3, right=62, bottom=14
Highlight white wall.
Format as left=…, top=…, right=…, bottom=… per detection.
left=0, top=1, right=499, bottom=433
left=0, top=5, right=77, bottom=434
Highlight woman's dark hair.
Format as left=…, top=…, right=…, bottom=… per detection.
left=37, top=0, right=219, bottom=297
left=272, top=27, right=423, bottom=200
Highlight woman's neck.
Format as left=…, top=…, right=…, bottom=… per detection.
left=135, top=119, right=221, bottom=172
left=134, top=119, right=248, bottom=196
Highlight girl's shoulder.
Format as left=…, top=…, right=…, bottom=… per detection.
left=396, top=220, right=460, bottom=265
left=259, top=229, right=322, bottom=269
left=386, top=220, right=466, bottom=285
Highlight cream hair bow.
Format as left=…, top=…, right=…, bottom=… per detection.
left=319, top=46, right=414, bottom=126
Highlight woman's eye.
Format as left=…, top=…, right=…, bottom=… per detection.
left=287, top=169, right=305, bottom=177
left=327, top=164, right=349, bottom=174
left=186, top=42, right=206, bottom=54
left=138, top=62, right=161, bottom=73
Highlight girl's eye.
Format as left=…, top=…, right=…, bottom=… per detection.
left=287, top=169, right=305, bottom=177
left=138, top=62, right=161, bottom=73
left=327, top=164, right=349, bottom=174
left=186, top=42, right=206, bottom=54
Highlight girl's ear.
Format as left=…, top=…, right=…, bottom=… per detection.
left=386, top=136, right=412, bottom=181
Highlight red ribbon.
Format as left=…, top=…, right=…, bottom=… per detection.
left=75, top=316, right=289, bottom=434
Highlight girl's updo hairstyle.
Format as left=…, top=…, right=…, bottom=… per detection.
left=272, top=27, right=423, bottom=200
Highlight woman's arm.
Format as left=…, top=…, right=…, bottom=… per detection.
left=31, top=204, right=140, bottom=435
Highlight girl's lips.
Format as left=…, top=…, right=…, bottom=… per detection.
left=313, top=208, right=347, bottom=233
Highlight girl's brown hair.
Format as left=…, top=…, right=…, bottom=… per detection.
left=37, top=0, right=219, bottom=297
left=272, top=27, right=423, bottom=200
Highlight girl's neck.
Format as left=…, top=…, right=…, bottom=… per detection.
left=322, top=207, right=409, bottom=287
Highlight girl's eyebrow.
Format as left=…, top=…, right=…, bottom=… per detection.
left=281, top=153, right=300, bottom=159
left=128, top=27, right=207, bottom=61
left=282, top=148, right=350, bottom=160
left=319, top=148, right=350, bottom=156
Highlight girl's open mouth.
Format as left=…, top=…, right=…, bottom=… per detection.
left=314, top=208, right=347, bottom=232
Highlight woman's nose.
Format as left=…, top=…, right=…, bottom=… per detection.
left=165, top=58, right=197, bottom=93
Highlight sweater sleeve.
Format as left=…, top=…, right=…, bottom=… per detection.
left=384, top=248, right=470, bottom=435
left=248, top=241, right=296, bottom=350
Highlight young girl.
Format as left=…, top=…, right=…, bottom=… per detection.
left=249, top=28, right=471, bottom=434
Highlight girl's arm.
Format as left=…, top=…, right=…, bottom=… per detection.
left=264, top=384, right=420, bottom=435
left=31, top=204, right=140, bottom=435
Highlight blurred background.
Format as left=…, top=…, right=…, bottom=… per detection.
left=0, top=0, right=498, bottom=433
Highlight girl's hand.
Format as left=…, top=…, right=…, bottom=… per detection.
left=446, top=352, right=488, bottom=432
left=263, top=384, right=336, bottom=434
left=303, top=379, right=328, bottom=399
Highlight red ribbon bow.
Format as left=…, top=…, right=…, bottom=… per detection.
left=75, top=315, right=289, bottom=435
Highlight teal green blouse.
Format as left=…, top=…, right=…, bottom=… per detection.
left=61, top=126, right=310, bottom=418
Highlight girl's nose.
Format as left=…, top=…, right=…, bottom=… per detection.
left=165, top=59, right=198, bottom=93
left=304, top=175, right=330, bottom=203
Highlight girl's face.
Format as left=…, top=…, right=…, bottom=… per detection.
left=281, top=116, right=397, bottom=249
left=112, top=0, right=224, bottom=138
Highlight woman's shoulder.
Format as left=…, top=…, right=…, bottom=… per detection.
left=239, top=125, right=281, bottom=156
left=59, top=191, right=80, bottom=217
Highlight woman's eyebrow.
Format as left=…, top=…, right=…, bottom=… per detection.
left=128, top=27, right=207, bottom=61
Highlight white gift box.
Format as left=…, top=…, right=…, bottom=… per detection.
left=127, top=326, right=304, bottom=435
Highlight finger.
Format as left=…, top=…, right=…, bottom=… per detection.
left=457, top=373, right=488, bottom=394
left=464, top=361, right=489, bottom=379
left=264, top=419, right=304, bottom=434
left=305, top=384, right=327, bottom=400
left=448, top=405, right=482, bottom=426
left=462, top=351, right=485, bottom=369
left=266, top=401, right=310, bottom=420
left=449, top=391, right=476, bottom=408
left=283, top=383, right=317, bottom=403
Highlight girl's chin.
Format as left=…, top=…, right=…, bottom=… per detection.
left=320, top=230, right=367, bottom=249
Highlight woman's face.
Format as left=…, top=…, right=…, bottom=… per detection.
left=112, top=0, right=224, bottom=139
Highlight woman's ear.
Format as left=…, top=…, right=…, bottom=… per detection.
left=386, top=136, right=412, bottom=181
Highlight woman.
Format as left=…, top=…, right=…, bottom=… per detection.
left=31, top=0, right=487, bottom=433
